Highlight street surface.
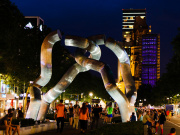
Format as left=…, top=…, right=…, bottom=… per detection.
left=31, top=115, right=180, bottom=135
left=161, top=115, right=180, bottom=135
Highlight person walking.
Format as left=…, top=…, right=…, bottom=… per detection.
left=79, top=103, right=89, bottom=133
left=91, top=104, right=100, bottom=129
left=138, top=112, right=143, bottom=121
left=73, top=105, right=79, bottom=129
left=142, top=111, right=154, bottom=135
left=17, top=108, right=24, bottom=119
left=69, top=103, right=74, bottom=126
left=86, top=102, right=91, bottom=118
left=130, top=112, right=136, bottom=122
left=12, top=108, right=17, bottom=119
left=155, top=110, right=166, bottom=135
left=107, top=103, right=113, bottom=123
left=169, top=110, right=172, bottom=120
left=168, top=128, right=176, bottom=135
left=103, top=106, right=108, bottom=123
left=55, top=99, right=67, bottom=133
left=166, top=110, right=170, bottom=120
left=99, top=105, right=103, bottom=118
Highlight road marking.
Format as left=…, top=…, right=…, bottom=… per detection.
left=167, top=120, right=180, bottom=128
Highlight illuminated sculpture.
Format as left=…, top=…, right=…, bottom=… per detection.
left=26, top=30, right=137, bottom=122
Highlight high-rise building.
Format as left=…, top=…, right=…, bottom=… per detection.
left=141, top=34, right=160, bottom=86
left=122, top=9, right=147, bottom=56
left=24, top=16, right=44, bottom=31
left=117, top=9, right=160, bottom=91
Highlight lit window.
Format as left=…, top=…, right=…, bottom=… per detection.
left=124, top=20, right=127, bottom=22
left=129, top=25, right=133, bottom=29
left=24, top=22, right=34, bottom=29
left=130, top=17, right=133, bottom=20
left=140, top=16, right=145, bottom=19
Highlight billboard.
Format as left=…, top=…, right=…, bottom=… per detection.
left=91, top=99, right=100, bottom=103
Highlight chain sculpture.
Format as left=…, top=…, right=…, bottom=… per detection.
left=26, top=30, right=137, bottom=122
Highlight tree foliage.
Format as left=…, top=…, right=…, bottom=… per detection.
left=0, top=0, right=73, bottom=92
left=148, top=28, right=180, bottom=105
left=0, top=0, right=113, bottom=100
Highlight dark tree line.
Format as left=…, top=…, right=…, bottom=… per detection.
left=0, top=0, right=112, bottom=100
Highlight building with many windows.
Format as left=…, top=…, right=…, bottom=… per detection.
left=122, top=8, right=147, bottom=56
left=141, top=34, right=160, bottom=86
left=24, top=16, right=44, bottom=31
left=117, top=9, right=160, bottom=92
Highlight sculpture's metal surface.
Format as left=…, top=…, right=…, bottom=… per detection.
left=36, top=36, right=101, bottom=121
left=26, top=30, right=137, bottom=122
left=73, top=36, right=136, bottom=122
left=26, top=30, right=62, bottom=120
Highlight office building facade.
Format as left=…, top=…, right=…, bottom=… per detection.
left=24, top=16, right=44, bottom=31
left=141, top=34, right=160, bottom=86
left=117, top=9, right=160, bottom=91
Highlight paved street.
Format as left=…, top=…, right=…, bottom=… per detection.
left=160, top=115, right=180, bottom=135
left=31, top=118, right=104, bottom=135
left=30, top=115, right=180, bottom=135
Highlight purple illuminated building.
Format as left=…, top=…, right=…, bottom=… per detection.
left=142, top=34, right=160, bottom=86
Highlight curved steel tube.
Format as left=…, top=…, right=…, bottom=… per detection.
left=26, top=30, right=62, bottom=120
left=105, top=38, right=137, bottom=105
left=37, top=36, right=101, bottom=121
left=29, top=33, right=136, bottom=122
left=74, top=36, right=136, bottom=122
left=75, top=49, right=131, bottom=122
left=35, top=30, right=62, bottom=86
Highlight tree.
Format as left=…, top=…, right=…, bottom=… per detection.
left=150, top=28, right=180, bottom=105
left=0, top=0, right=74, bottom=93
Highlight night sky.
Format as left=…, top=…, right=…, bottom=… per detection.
left=10, top=0, right=180, bottom=79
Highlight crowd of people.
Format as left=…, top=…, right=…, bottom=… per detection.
left=132, top=109, right=176, bottom=135
left=0, top=108, right=21, bottom=135
left=55, top=100, right=177, bottom=135
left=0, top=102, right=177, bottom=135
left=55, top=100, right=105, bottom=134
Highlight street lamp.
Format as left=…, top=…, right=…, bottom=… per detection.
left=89, top=92, right=93, bottom=97
left=89, top=92, right=93, bottom=105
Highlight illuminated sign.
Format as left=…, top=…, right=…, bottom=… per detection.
left=92, top=99, right=100, bottom=103
left=24, top=22, right=34, bottom=29
left=1, top=80, right=6, bottom=93
left=2, top=94, right=6, bottom=98
left=40, top=25, right=43, bottom=31
left=65, top=100, right=69, bottom=103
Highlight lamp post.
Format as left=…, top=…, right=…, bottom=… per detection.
left=23, top=82, right=25, bottom=113
left=144, top=99, right=146, bottom=106
left=89, top=92, right=93, bottom=105
left=167, top=98, right=169, bottom=104
left=170, top=97, right=172, bottom=104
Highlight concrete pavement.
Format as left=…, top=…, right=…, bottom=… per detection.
left=30, top=119, right=104, bottom=135
left=30, top=115, right=180, bottom=135
left=159, top=115, right=180, bottom=135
